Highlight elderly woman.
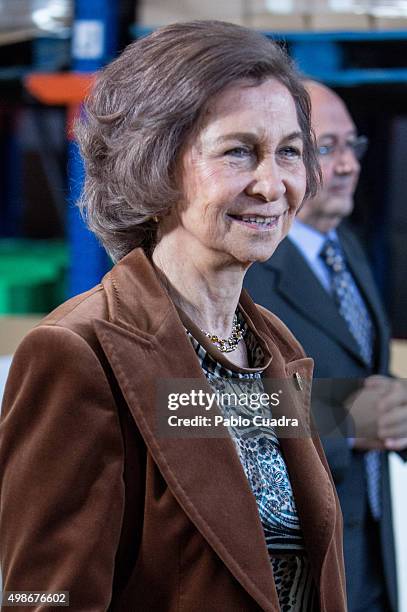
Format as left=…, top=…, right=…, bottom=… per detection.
left=0, top=20, right=346, bottom=612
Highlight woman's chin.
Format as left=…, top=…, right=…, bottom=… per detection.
left=244, top=243, right=280, bottom=264
left=229, top=246, right=278, bottom=267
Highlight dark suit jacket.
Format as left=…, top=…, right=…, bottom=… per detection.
left=0, top=248, right=347, bottom=612
left=244, top=225, right=398, bottom=611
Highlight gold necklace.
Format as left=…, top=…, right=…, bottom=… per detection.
left=201, top=314, right=245, bottom=353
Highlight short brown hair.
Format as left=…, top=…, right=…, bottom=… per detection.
left=75, top=20, right=320, bottom=261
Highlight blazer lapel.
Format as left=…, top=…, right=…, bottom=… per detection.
left=267, top=238, right=366, bottom=365
left=247, top=300, right=337, bottom=585
left=94, top=250, right=279, bottom=611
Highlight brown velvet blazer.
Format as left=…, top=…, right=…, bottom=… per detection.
left=0, top=248, right=347, bottom=612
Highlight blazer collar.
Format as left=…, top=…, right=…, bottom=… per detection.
left=94, top=248, right=335, bottom=610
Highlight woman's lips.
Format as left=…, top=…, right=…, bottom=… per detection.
left=227, top=214, right=280, bottom=230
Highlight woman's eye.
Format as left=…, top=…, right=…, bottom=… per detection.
left=224, top=147, right=252, bottom=158
left=279, top=146, right=302, bottom=159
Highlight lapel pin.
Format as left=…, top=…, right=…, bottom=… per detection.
left=294, top=372, right=303, bottom=391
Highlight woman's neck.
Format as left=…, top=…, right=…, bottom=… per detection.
left=152, top=238, right=246, bottom=339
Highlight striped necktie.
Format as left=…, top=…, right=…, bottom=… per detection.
left=320, top=238, right=381, bottom=520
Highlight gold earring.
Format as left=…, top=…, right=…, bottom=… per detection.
left=152, top=215, right=159, bottom=223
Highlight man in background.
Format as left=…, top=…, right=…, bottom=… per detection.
left=244, top=81, right=407, bottom=611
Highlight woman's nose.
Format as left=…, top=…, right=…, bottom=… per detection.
left=245, top=160, right=287, bottom=202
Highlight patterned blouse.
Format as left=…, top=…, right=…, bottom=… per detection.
left=186, top=311, right=318, bottom=611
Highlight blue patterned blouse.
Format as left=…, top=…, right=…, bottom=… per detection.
left=186, top=311, right=318, bottom=611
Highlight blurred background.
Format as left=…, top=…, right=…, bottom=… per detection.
left=1, top=0, right=407, bottom=331
left=0, top=1, right=407, bottom=606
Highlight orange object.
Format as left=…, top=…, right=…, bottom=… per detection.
left=24, top=72, right=95, bottom=106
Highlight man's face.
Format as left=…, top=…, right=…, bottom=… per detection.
left=297, top=83, right=361, bottom=233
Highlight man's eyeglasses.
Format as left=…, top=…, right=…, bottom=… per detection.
left=316, top=135, right=369, bottom=161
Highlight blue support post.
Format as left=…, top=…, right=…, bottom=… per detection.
left=67, top=0, right=118, bottom=296
left=72, top=0, right=118, bottom=72
left=67, top=139, right=111, bottom=295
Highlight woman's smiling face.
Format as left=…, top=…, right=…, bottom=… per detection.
left=164, top=78, right=307, bottom=268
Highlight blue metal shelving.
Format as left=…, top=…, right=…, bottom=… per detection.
left=132, top=26, right=407, bottom=86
